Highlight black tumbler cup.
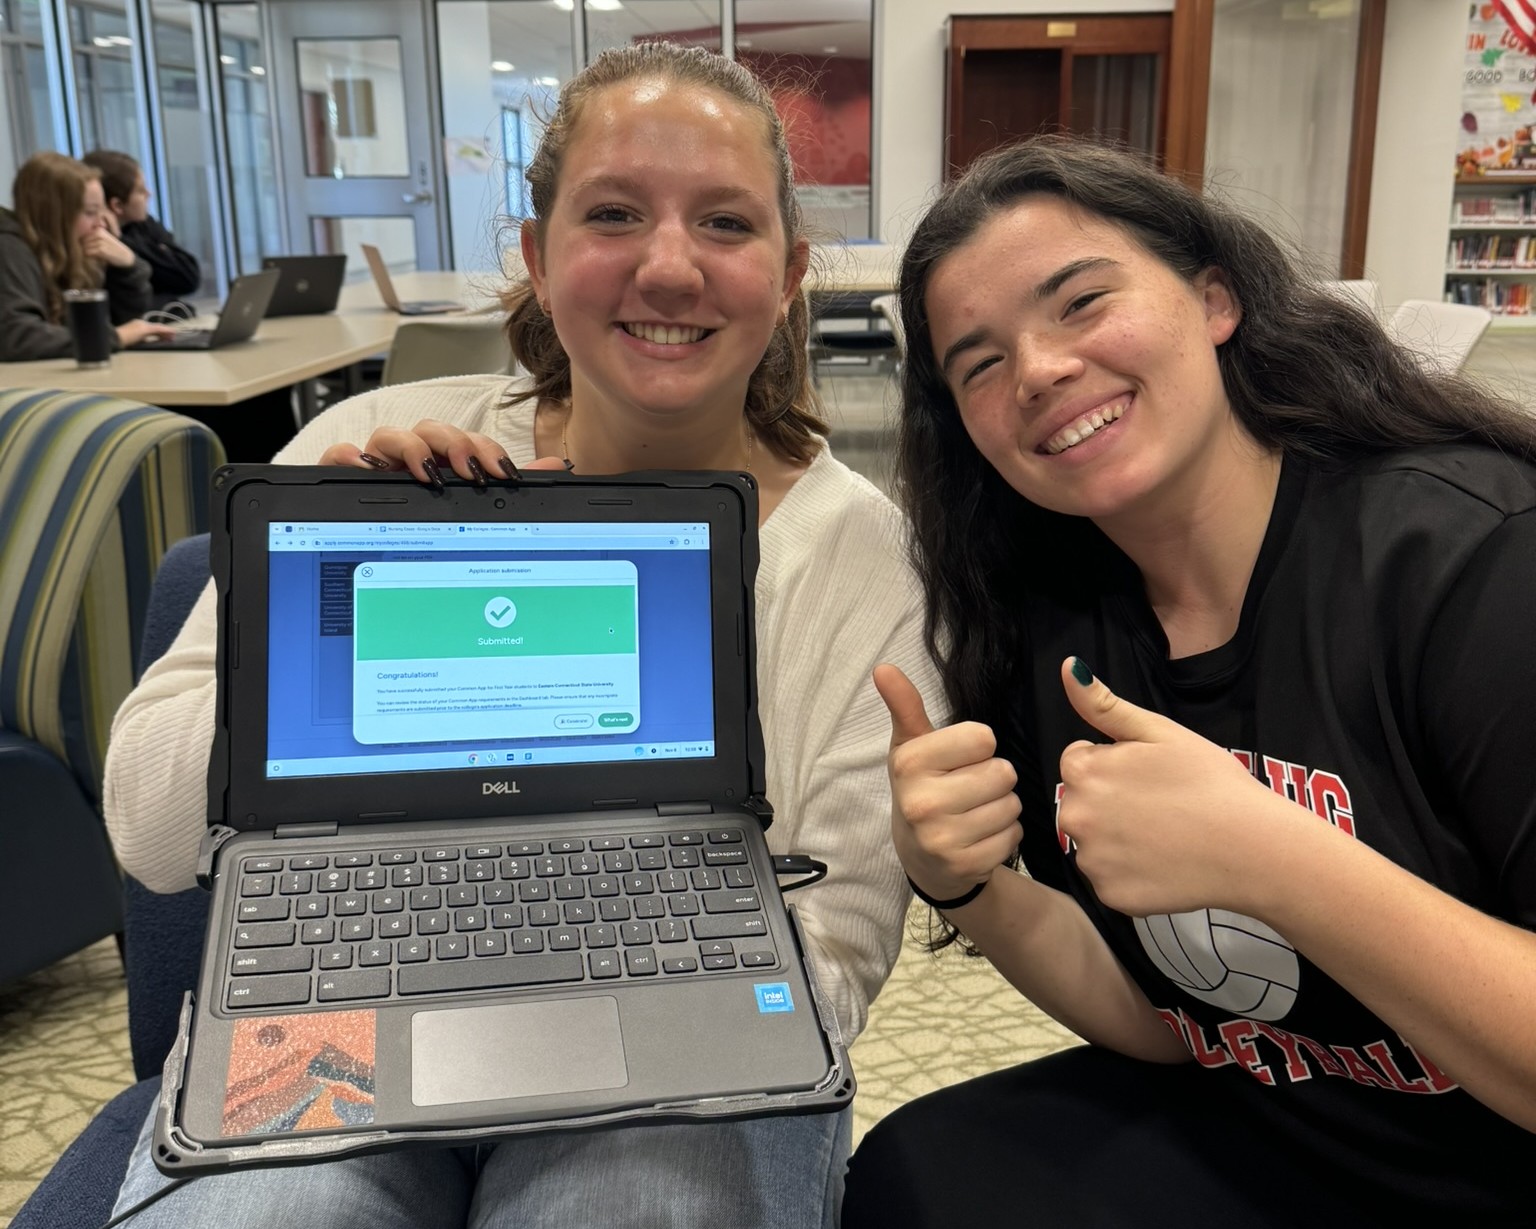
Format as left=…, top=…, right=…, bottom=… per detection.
left=63, top=289, right=113, bottom=368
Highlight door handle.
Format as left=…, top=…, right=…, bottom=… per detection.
left=402, top=191, right=434, bottom=204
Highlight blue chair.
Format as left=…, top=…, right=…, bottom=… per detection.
left=0, top=390, right=223, bottom=986
left=13, top=534, right=214, bottom=1229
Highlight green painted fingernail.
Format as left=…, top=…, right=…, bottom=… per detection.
left=1071, top=657, right=1093, bottom=686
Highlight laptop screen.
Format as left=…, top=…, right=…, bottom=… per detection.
left=264, top=519, right=715, bottom=780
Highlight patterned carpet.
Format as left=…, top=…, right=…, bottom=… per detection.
left=0, top=940, right=133, bottom=1226
left=0, top=904, right=1077, bottom=1223
left=849, top=902, right=1081, bottom=1143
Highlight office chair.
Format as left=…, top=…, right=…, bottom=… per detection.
left=381, top=315, right=515, bottom=386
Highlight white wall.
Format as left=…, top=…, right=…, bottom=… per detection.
left=1363, top=0, right=1464, bottom=309
left=874, top=0, right=1173, bottom=246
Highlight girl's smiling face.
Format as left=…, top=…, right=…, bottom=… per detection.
left=523, top=79, right=806, bottom=428
left=925, top=195, right=1244, bottom=530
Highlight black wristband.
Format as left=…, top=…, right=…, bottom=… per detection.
left=906, top=874, right=988, bottom=911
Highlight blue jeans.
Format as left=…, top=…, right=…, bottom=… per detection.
left=113, top=1098, right=851, bottom=1228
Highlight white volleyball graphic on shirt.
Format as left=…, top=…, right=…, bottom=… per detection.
left=1135, top=909, right=1300, bottom=1022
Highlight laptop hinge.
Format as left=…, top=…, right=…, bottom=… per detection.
left=274, top=821, right=340, bottom=839
left=656, top=800, right=714, bottom=817
left=196, top=824, right=239, bottom=889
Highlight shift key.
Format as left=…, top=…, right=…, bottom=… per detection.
left=230, top=947, right=313, bottom=976
left=692, top=914, right=767, bottom=940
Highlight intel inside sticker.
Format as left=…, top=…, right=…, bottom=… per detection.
left=754, top=982, right=795, bottom=1013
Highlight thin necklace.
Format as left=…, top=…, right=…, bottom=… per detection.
left=560, top=417, right=754, bottom=471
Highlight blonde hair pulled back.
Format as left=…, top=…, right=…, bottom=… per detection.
left=503, top=42, right=825, bottom=463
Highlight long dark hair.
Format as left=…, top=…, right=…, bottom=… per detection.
left=503, top=42, right=826, bottom=463
left=896, top=137, right=1536, bottom=946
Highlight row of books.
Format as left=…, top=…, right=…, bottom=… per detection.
left=1446, top=234, right=1536, bottom=268
left=1445, top=278, right=1533, bottom=315
left=1452, top=190, right=1536, bottom=225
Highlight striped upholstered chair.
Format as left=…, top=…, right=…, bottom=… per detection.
left=0, top=388, right=224, bottom=985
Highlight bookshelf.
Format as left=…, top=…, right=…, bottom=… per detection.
left=1445, top=175, right=1536, bottom=329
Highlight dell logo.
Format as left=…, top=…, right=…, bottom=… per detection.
left=482, top=781, right=521, bottom=795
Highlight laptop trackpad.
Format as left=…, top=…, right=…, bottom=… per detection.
left=410, top=997, right=628, bottom=1106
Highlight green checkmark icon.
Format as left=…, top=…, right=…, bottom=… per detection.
left=483, top=596, right=518, bottom=628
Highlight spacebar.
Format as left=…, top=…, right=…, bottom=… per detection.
left=396, top=954, right=585, bottom=996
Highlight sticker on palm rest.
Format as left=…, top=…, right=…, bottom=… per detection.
left=222, top=1010, right=376, bottom=1137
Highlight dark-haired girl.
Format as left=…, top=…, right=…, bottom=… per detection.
left=844, top=137, right=1536, bottom=1226
left=83, top=149, right=201, bottom=308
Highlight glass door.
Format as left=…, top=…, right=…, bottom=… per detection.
left=266, top=0, right=446, bottom=271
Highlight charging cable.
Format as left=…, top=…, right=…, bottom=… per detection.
left=772, top=854, right=827, bottom=892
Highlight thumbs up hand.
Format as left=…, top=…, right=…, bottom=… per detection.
left=1057, top=657, right=1298, bottom=918
left=873, top=664, right=1023, bottom=907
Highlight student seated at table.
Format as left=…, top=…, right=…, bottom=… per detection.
left=0, top=152, right=173, bottom=361
left=83, top=148, right=202, bottom=310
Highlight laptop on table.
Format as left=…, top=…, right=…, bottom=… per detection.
left=154, top=466, right=850, bottom=1174
left=261, top=255, right=347, bottom=317
left=361, top=243, right=464, bottom=315
left=131, top=269, right=280, bottom=351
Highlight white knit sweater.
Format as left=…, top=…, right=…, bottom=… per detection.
left=103, top=375, right=945, bottom=1040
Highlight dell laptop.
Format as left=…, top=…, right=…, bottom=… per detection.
left=261, top=255, right=347, bottom=318
left=132, top=269, right=281, bottom=351
left=361, top=243, right=463, bottom=315
left=154, top=465, right=851, bottom=1175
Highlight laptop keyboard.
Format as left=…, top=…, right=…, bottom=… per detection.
left=223, top=829, right=779, bottom=1012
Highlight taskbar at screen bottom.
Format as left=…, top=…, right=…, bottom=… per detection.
left=266, top=741, right=716, bottom=779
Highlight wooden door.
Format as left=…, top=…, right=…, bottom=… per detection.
left=945, top=15, right=1174, bottom=180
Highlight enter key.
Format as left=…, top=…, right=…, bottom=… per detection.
left=701, top=889, right=760, bottom=913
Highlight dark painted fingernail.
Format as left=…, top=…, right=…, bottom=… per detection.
left=1071, top=657, right=1094, bottom=686
left=497, top=455, right=520, bottom=480
left=421, top=457, right=445, bottom=491
left=563, top=459, right=575, bottom=472
left=358, top=452, right=390, bottom=470
left=466, top=456, right=488, bottom=487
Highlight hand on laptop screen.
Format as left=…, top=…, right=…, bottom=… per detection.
left=351, top=560, right=640, bottom=744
